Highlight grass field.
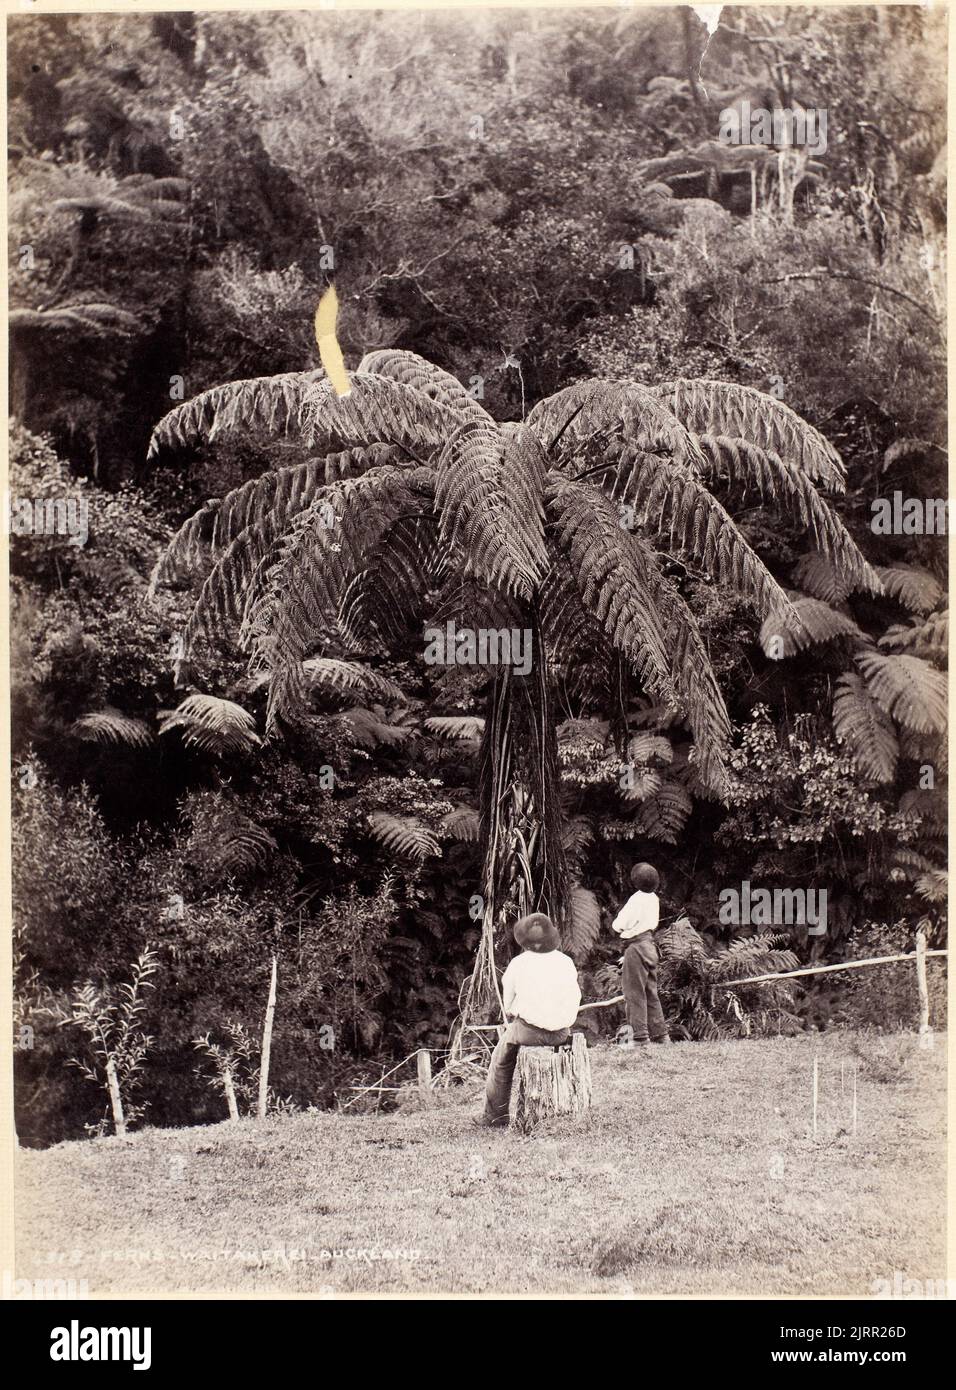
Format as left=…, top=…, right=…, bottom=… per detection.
left=15, top=1031, right=947, bottom=1297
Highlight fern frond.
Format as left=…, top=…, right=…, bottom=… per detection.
left=634, top=780, right=693, bottom=843
left=601, top=442, right=792, bottom=618
left=366, top=812, right=440, bottom=862
left=563, top=885, right=602, bottom=960
left=242, top=467, right=435, bottom=731
left=760, top=595, right=865, bottom=657
left=434, top=421, right=548, bottom=599
left=440, top=805, right=481, bottom=841
left=832, top=673, right=899, bottom=782
left=655, top=379, right=845, bottom=490
left=915, top=869, right=947, bottom=903
left=695, top=436, right=878, bottom=593
left=300, top=372, right=460, bottom=456
left=857, top=651, right=948, bottom=734
left=358, top=349, right=492, bottom=422
left=529, top=378, right=704, bottom=468
left=874, top=565, right=944, bottom=615
left=878, top=611, right=948, bottom=663
left=790, top=552, right=850, bottom=605
left=158, top=694, right=261, bottom=756
left=148, top=371, right=323, bottom=460
left=424, top=715, right=486, bottom=741
left=337, top=706, right=414, bottom=748
left=301, top=658, right=407, bottom=704
left=339, top=514, right=449, bottom=653
left=71, top=709, right=153, bottom=748
left=547, top=475, right=732, bottom=794
left=627, top=733, right=674, bottom=765
left=620, top=767, right=664, bottom=802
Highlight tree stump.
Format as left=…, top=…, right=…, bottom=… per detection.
left=511, top=1033, right=591, bottom=1133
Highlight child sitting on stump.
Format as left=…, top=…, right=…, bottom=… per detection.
left=479, top=913, right=582, bottom=1128
left=612, top=862, right=671, bottom=1047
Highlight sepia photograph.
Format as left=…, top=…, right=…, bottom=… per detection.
left=2, top=0, right=950, bottom=1325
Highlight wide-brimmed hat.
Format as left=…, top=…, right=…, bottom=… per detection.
left=513, top=913, right=560, bottom=952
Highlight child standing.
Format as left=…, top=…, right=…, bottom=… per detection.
left=611, top=862, right=671, bottom=1046
left=480, top=913, right=582, bottom=1127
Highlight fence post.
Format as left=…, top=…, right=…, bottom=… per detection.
left=811, top=1056, right=819, bottom=1138
left=915, top=924, right=931, bottom=1038
left=257, top=954, right=277, bottom=1121
left=417, top=1048, right=432, bottom=1094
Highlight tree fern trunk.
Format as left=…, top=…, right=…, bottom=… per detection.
left=461, top=607, right=569, bottom=1033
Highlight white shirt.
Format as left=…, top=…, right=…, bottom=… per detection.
left=611, top=890, right=660, bottom=940
left=502, top=950, right=581, bottom=1031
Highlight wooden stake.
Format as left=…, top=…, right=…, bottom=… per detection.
left=416, top=1049, right=432, bottom=1094
left=257, top=954, right=277, bottom=1121
left=105, top=1055, right=126, bottom=1138
left=223, top=1066, right=240, bottom=1123
left=812, top=1056, right=819, bottom=1138
left=852, top=1063, right=858, bottom=1136
left=915, top=925, right=931, bottom=1038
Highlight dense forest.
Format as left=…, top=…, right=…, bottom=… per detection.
left=8, top=5, right=947, bottom=1145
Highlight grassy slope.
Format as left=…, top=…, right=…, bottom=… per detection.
left=16, top=1033, right=946, bottom=1297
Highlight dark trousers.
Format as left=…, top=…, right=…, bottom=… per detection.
left=622, top=935, right=669, bottom=1043
left=482, top=1018, right=571, bottom=1125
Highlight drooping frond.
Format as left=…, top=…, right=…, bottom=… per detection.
left=434, top=421, right=548, bottom=599
left=287, top=659, right=406, bottom=706
left=654, top=379, right=846, bottom=491
left=158, top=694, right=261, bottom=756
left=760, top=595, right=865, bottom=658
left=340, top=513, right=448, bottom=653
left=358, top=349, right=492, bottom=423
left=597, top=442, right=792, bottom=618
left=528, top=378, right=704, bottom=469
left=71, top=709, right=153, bottom=748
left=563, top=885, right=602, bottom=960
left=151, top=444, right=406, bottom=592
left=634, top=780, right=693, bottom=843
left=440, top=805, right=481, bottom=841
left=300, top=372, right=461, bottom=456
left=878, top=611, right=948, bottom=663
left=245, top=468, right=435, bottom=731
left=148, top=371, right=323, bottom=460
left=539, top=563, right=622, bottom=707
left=545, top=475, right=675, bottom=701
left=832, top=672, right=899, bottom=782
left=874, top=565, right=944, bottom=615
left=366, top=812, right=440, bottom=862
left=790, top=552, right=851, bottom=605
left=856, top=651, right=948, bottom=734
left=694, top=436, right=878, bottom=593
left=337, top=706, right=414, bottom=748
left=424, top=716, right=486, bottom=741
left=545, top=476, right=732, bottom=793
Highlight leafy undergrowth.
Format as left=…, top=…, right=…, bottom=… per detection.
left=16, top=1033, right=946, bottom=1297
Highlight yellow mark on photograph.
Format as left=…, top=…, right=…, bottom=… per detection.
left=315, top=285, right=351, bottom=398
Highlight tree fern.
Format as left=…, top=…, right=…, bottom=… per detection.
left=832, top=672, right=899, bottom=782
left=874, top=565, right=944, bottom=615
left=878, top=610, right=948, bottom=663
left=856, top=650, right=948, bottom=734
left=71, top=709, right=153, bottom=748
left=366, top=812, right=440, bottom=862
left=760, top=595, right=865, bottom=658
left=654, top=379, right=846, bottom=490
left=158, top=694, right=261, bottom=756
left=424, top=716, right=486, bottom=741
left=563, top=884, right=602, bottom=960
